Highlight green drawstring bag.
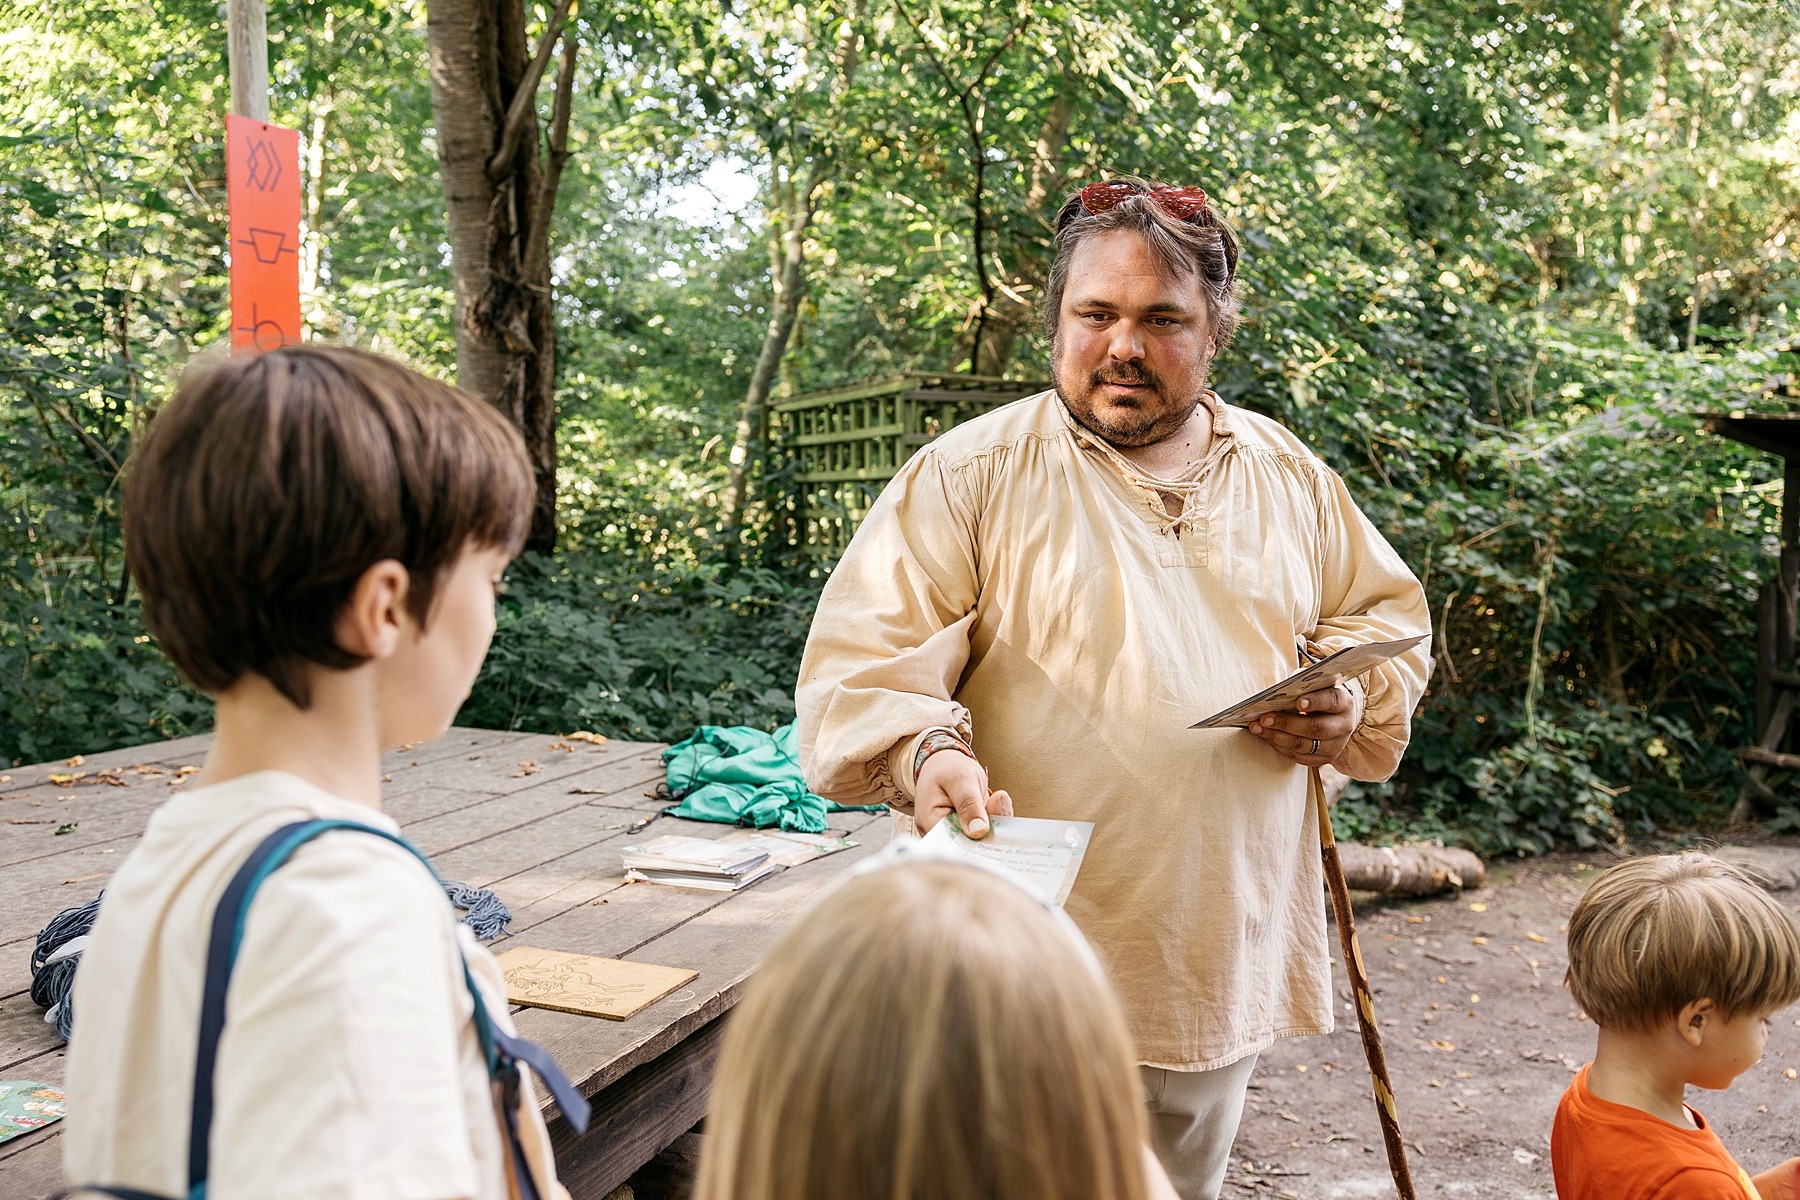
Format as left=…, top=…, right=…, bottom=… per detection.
left=660, top=723, right=883, bottom=834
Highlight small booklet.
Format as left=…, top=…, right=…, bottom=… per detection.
left=620, top=834, right=769, bottom=875
left=918, top=813, right=1094, bottom=908
left=1189, top=634, right=1429, bottom=729
left=624, top=863, right=779, bottom=891
left=716, top=829, right=859, bottom=867
left=621, top=834, right=773, bottom=891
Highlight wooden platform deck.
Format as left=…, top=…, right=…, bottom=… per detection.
left=0, top=727, right=893, bottom=1197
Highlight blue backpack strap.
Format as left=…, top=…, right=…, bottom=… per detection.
left=186, top=818, right=590, bottom=1200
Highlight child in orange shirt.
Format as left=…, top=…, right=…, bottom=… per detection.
left=1553, top=853, right=1800, bottom=1199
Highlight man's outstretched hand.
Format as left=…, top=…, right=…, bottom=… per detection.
left=1246, top=680, right=1362, bottom=768
left=914, top=748, right=1013, bottom=839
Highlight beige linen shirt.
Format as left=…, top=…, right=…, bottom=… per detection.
left=796, top=390, right=1431, bottom=1069
left=63, top=771, right=569, bottom=1200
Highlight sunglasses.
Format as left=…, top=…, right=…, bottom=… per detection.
left=1078, top=181, right=1210, bottom=222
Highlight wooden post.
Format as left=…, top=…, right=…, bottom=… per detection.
left=228, top=0, right=270, bottom=121
left=1781, top=459, right=1800, bottom=753
left=1758, top=580, right=1777, bottom=746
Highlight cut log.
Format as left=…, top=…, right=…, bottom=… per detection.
left=1335, top=842, right=1489, bottom=896
left=1319, top=766, right=1488, bottom=896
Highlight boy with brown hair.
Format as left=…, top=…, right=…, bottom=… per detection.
left=62, top=346, right=579, bottom=1200
left=1554, top=852, right=1800, bottom=1200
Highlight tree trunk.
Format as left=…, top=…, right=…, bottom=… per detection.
left=300, top=93, right=331, bottom=337
left=425, top=0, right=576, bottom=554
left=715, top=5, right=864, bottom=536
left=973, top=76, right=1073, bottom=377
left=718, top=171, right=814, bottom=534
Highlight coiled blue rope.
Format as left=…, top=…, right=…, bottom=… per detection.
left=442, top=880, right=512, bottom=941
left=31, top=895, right=100, bottom=1042
left=31, top=880, right=511, bottom=1042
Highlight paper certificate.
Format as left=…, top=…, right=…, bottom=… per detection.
left=918, top=814, right=1094, bottom=907
left=1189, top=634, right=1429, bottom=729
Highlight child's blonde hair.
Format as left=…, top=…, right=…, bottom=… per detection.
left=1565, top=852, right=1800, bottom=1030
left=694, top=859, right=1155, bottom=1200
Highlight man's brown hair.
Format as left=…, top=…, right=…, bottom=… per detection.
left=1564, top=852, right=1800, bottom=1030
left=1042, top=176, right=1242, bottom=348
left=123, top=345, right=533, bottom=708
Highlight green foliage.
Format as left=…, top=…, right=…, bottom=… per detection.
left=458, top=553, right=815, bottom=742
left=5, top=0, right=1800, bottom=860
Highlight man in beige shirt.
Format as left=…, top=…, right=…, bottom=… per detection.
left=795, top=180, right=1431, bottom=1199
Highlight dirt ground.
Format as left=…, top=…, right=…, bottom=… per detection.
left=1229, top=853, right=1800, bottom=1199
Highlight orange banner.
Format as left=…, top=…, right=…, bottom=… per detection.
left=226, top=114, right=301, bottom=353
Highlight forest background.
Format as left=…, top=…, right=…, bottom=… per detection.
left=4, top=0, right=1800, bottom=854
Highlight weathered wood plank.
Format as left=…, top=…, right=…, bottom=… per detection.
left=0, top=728, right=890, bottom=1197
left=0, top=739, right=662, bottom=965
left=401, top=751, right=666, bottom=860
left=384, top=735, right=650, bottom=804
left=1, top=732, right=214, bottom=786
left=549, top=1014, right=724, bottom=1200
left=0, top=729, right=578, bottom=868
left=429, top=801, right=649, bottom=890
left=495, top=807, right=887, bottom=943
left=512, top=813, right=893, bottom=1102
left=0, top=1127, right=65, bottom=1198
left=0, top=999, right=62, bottom=1075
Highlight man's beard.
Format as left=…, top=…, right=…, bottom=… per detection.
left=1052, top=355, right=1205, bottom=449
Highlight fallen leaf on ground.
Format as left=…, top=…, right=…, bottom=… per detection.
left=1277, top=1110, right=1300, bottom=1123
left=1431, top=1039, right=1457, bottom=1051
left=1527, top=932, right=1548, bottom=942
left=566, top=731, right=608, bottom=745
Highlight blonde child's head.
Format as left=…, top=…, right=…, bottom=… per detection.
left=694, top=859, right=1156, bottom=1200
left=1565, top=852, right=1800, bottom=1034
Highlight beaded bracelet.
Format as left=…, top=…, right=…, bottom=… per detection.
left=912, top=729, right=974, bottom=782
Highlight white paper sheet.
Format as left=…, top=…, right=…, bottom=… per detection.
left=918, top=814, right=1094, bottom=907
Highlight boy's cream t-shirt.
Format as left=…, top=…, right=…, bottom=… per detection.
left=63, top=770, right=570, bottom=1200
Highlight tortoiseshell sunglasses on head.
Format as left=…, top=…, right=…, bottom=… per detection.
left=1078, top=181, right=1209, bottom=221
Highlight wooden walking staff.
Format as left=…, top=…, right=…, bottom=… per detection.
left=1311, top=766, right=1418, bottom=1200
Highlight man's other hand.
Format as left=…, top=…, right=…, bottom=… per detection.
left=914, top=749, right=1014, bottom=839
left=1246, top=680, right=1362, bottom=768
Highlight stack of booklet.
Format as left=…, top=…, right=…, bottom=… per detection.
left=620, top=835, right=776, bottom=892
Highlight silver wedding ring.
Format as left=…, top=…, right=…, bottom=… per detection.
left=1311, top=738, right=1320, bottom=755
